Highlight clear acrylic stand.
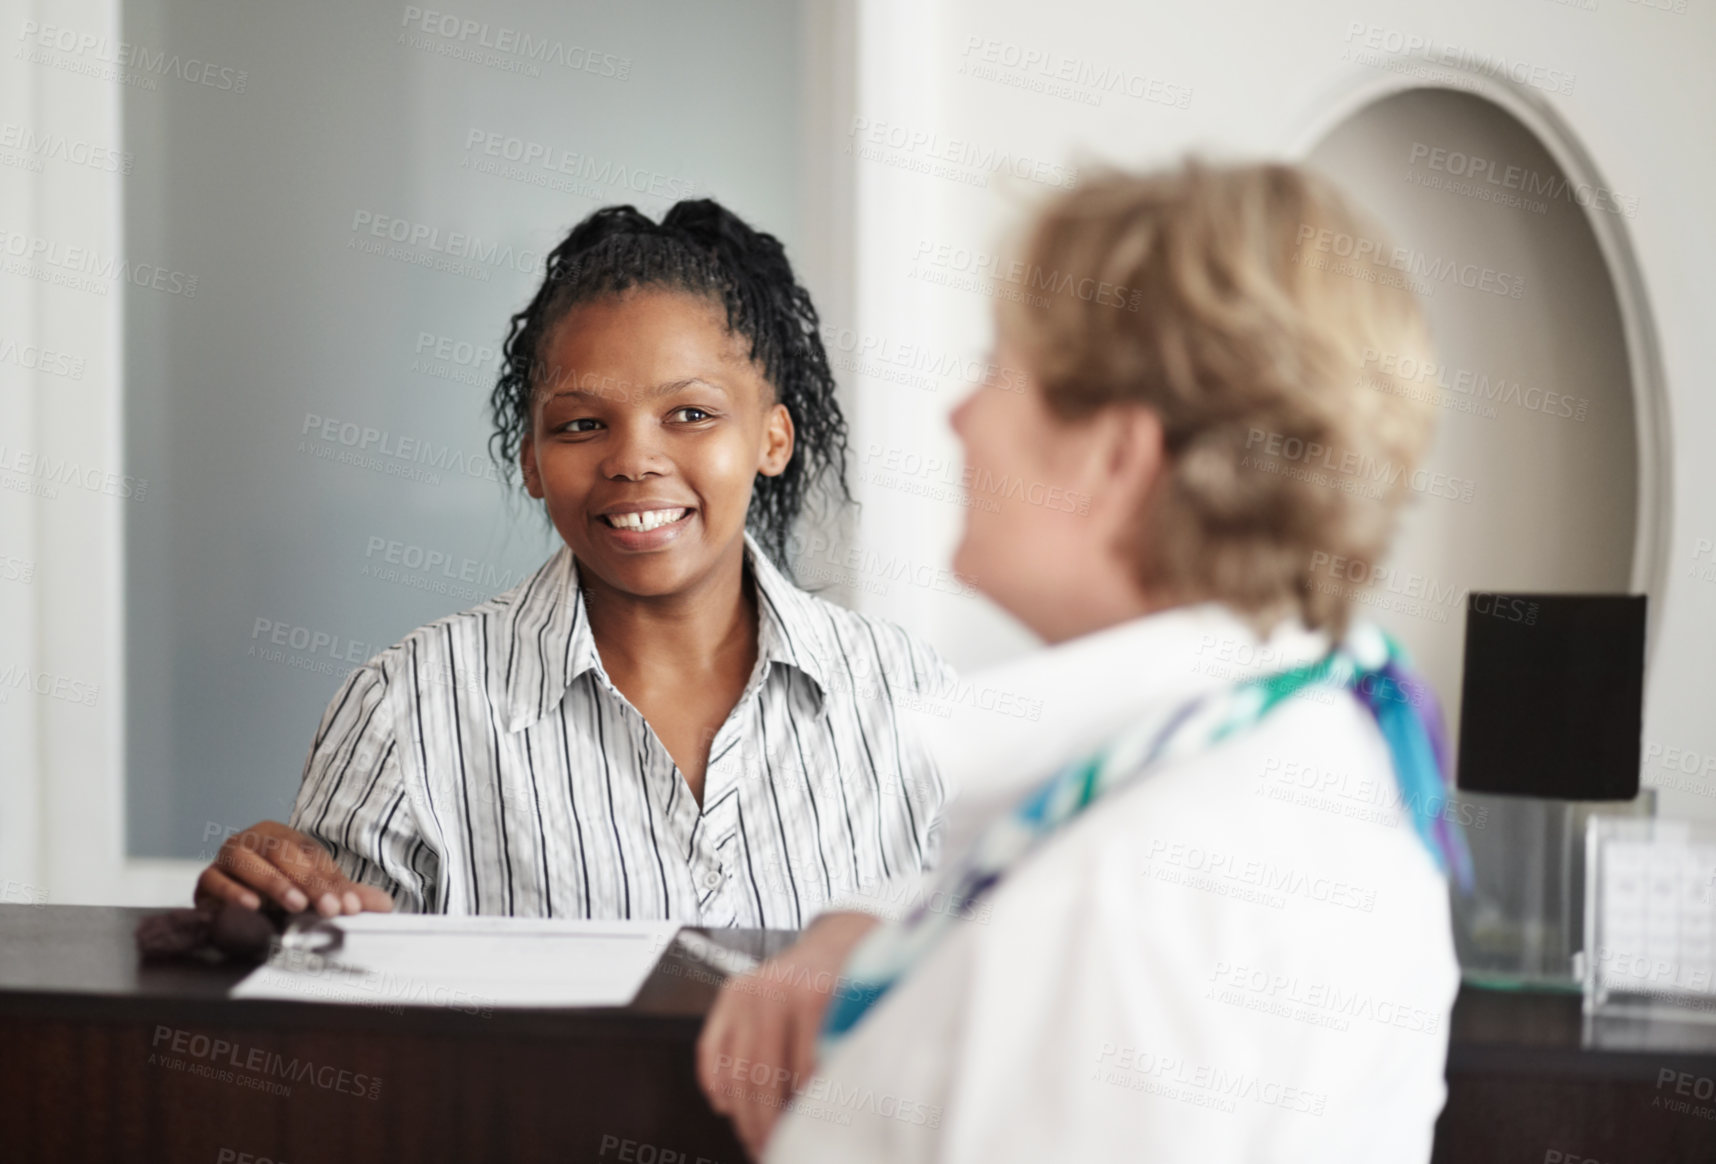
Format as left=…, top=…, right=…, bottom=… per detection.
left=1583, top=815, right=1716, bottom=1022
left=1451, top=791, right=1655, bottom=992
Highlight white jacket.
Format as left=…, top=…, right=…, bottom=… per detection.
left=767, top=603, right=1460, bottom=1164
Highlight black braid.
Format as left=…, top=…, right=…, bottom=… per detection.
left=489, top=199, right=852, bottom=574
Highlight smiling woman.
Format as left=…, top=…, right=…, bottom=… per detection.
left=193, top=200, right=954, bottom=926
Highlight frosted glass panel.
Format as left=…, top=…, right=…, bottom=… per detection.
left=123, top=0, right=804, bottom=857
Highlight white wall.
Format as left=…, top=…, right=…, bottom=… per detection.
left=0, top=0, right=821, bottom=901
left=837, top=0, right=1716, bottom=822
left=4, top=0, right=1713, bottom=906
left=1, top=0, right=131, bottom=905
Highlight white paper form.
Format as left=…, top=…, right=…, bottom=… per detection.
left=230, top=914, right=681, bottom=1011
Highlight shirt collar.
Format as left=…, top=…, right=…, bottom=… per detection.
left=745, top=530, right=835, bottom=707
left=499, top=530, right=831, bottom=734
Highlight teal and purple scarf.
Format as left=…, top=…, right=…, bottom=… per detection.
left=819, top=623, right=1473, bottom=1058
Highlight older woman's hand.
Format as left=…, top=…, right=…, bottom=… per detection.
left=696, top=910, right=880, bottom=1159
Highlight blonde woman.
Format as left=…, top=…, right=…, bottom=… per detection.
left=698, top=160, right=1469, bottom=1163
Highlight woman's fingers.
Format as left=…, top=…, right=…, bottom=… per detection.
left=210, top=841, right=312, bottom=912
left=260, top=829, right=357, bottom=914
left=194, top=864, right=261, bottom=912
left=727, top=984, right=789, bottom=1156
left=788, top=984, right=821, bottom=1095
left=352, top=882, right=395, bottom=912
left=207, top=823, right=391, bottom=916
left=696, top=985, right=738, bottom=1112
left=697, top=970, right=786, bottom=1157
left=696, top=917, right=883, bottom=1156
left=757, top=1003, right=808, bottom=1151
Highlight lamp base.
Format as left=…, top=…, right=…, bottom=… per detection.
left=1451, top=791, right=1656, bottom=990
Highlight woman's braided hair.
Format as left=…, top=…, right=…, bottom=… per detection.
left=490, top=199, right=851, bottom=572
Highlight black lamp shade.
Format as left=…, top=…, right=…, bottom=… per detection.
left=1455, top=593, right=1645, bottom=800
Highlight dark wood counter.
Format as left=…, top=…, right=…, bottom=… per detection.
left=0, top=904, right=792, bottom=1163
left=7, top=905, right=1716, bottom=1162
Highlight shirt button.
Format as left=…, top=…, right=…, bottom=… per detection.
left=700, top=869, right=722, bottom=891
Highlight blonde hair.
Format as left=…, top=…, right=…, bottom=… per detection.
left=997, top=159, right=1437, bottom=636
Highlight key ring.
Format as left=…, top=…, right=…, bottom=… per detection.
left=269, top=915, right=363, bottom=976
left=279, top=914, right=345, bottom=956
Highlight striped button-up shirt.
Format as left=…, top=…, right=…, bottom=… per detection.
left=288, top=533, right=952, bottom=927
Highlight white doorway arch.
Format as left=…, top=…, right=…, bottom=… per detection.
left=1291, top=68, right=1669, bottom=742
